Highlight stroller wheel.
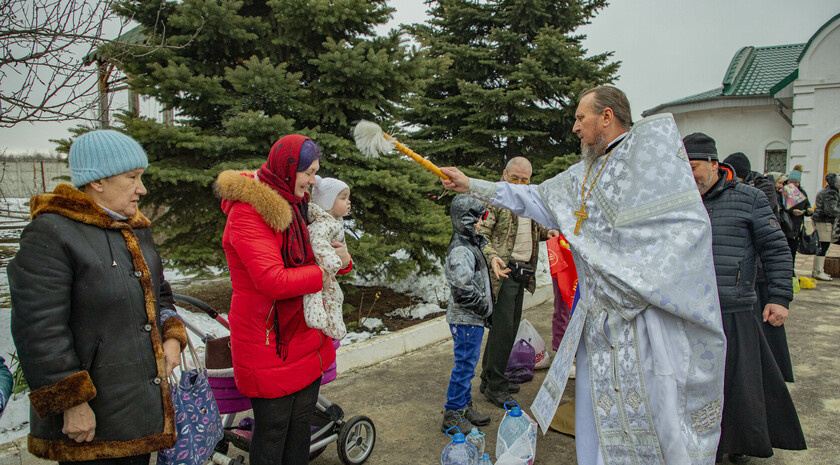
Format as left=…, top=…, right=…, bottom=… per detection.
left=337, top=415, right=375, bottom=464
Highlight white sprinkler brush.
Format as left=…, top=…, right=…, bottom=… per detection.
left=353, top=120, right=450, bottom=180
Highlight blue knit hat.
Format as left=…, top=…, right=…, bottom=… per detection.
left=69, top=130, right=149, bottom=187
left=787, top=169, right=802, bottom=183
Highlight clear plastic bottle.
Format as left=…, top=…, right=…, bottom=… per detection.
left=466, top=427, right=486, bottom=456
left=496, top=401, right=532, bottom=459
left=441, top=426, right=479, bottom=465
left=477, top=453, right=494, bottom=465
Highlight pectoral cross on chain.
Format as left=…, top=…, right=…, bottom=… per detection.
left=573, top=204, right=588, bottom=235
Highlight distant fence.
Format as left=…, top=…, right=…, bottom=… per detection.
left=0, top=160, right=70, bottom=196
left=0, top=160, right=70, bottom=217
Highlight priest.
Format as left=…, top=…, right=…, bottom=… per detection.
left=440, top=86, right=726, bottom=465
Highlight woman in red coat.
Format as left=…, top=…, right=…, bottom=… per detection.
left=215, top=135, right=351, bottom=464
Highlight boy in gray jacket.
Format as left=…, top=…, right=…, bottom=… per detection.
left=442, top=195, right=494, bottom=433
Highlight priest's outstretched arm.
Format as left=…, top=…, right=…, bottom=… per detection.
left=439, top=167, right=562, bottom=233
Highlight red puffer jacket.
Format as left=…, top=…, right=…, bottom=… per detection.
left=216, top=170, right=336, bottom=398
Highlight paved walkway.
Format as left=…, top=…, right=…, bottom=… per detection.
left=308, top=280, right=840, bottom=464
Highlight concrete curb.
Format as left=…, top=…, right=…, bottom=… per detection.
left=336, top=284, right=554, bottom=374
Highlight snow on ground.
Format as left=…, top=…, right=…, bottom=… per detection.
left=386, top=302, right=445, bottom=320
left=352, top=253, right=451, bottom=305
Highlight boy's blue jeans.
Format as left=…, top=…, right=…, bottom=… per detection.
left=445, top=324, right=485, bottom=411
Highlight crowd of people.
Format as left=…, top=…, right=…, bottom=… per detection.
left=4, top=85, right=837, bottom=465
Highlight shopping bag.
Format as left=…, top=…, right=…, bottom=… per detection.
left=792, top=276, right=800, bottom=294
left=515, top=319, right=551, bottom=369
left=782, top=184, right=808, bottom=210
left=159, top=338, right=224, bottom=465
left=798, top=276, right=817, bottom=290
left=505, top=340, right=535, bottom=384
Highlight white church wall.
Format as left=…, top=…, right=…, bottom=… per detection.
left=790, top=16, right=840, bottom=195
left=670, top=105, right=792, bottom=173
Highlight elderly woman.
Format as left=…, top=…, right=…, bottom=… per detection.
left=8, top=130, right=187, bottom=464
left=812, top=172, right=840, bottom=280
left=215, top=134, right=351, bottom=465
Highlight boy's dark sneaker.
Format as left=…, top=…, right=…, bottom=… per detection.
left=461, top=401, right=490, bottom=426
left=484, top=388, right=517, bottom=409
left=479, top=379, right=520, bottom=394
left=441, top=409, right=473, bottom=434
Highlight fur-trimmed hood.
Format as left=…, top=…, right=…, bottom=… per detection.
left=214, top=170, right=293, bottom=231
left=30, top=183, right=151, bottom=229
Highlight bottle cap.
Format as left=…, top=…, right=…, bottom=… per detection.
left=446, top=425, right=466, bottom=442
left=504, top=400, right=522, bottom=417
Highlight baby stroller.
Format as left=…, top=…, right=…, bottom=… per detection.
left=173, top=294, right=376, bottom=465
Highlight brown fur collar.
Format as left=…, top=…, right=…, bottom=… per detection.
left=214, top=170, right=293, bottom=231
left=29, top=432, right=176, bottom=462
left=30, top=183, right=150, bottom=229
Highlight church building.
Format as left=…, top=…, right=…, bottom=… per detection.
left=643, top=13, right=840, bottom=195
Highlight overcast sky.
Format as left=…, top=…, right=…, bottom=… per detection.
left=1, top=0, right=838, bottom=153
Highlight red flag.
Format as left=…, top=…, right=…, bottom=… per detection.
left=547, top=235, right=578, bottom=309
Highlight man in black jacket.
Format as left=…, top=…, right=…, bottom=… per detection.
left=685, top=133, right=805, bottom=464
left=723, top=152, right=796, bottom=382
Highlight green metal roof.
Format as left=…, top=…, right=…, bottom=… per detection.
left=83, top=26, right=147, bottom=65
left=643, top=43, right=805, bottom=116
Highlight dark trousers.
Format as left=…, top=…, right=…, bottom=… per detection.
left=250, top=377, right=321, bottom=465
left=787, top=236, right=799, bottom=264
left=445, top=324, right=485, bottom=411
left=60, top=455, right=150, bottom=465
left=480, top=277, right=524, bottom=392
left=551, top=276, right=571, bottom=352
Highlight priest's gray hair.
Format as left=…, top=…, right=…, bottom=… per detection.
left=580, top=86, right=633, bottom=129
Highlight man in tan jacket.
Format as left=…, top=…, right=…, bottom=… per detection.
left=479, top=157, right=556, bottom=408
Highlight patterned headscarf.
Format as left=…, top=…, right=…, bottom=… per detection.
left=257, top=135, right=317, bottom=269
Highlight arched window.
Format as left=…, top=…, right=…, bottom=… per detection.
left=826, top=133, right=840, bottom=186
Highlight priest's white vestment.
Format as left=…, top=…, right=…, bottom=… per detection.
left=469, top=114, right=726, bottom=464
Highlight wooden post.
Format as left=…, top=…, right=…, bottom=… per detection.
left=97, top=61, right=109, bottom=128
left=162, top=108, right=174, bottom=126
left=40, top=161, right=46, bottom=192
left=128, top=89, right=140, bottom=115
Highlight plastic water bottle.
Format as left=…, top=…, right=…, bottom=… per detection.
left=466, top=427, right=485, bottom=456
left=477, top=453, right=494, bottom=465
left=497, top=401, right=531, bottom=458
left=441, top=426, right=479, bottom=465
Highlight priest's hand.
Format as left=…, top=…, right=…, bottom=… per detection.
left=491, top=257, right=510, bottom=280
left=440, top=167, right=470, bottom=193
left=763, top=303, right=789, bottom=326
left=547, top=229, right=560, bottom=238
left=63, top=402, right=96, bottom=442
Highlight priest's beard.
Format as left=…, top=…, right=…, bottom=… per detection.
left=581, top=133, right=608, bottom=166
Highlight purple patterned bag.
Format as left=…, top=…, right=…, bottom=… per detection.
left=158, top=339, right=223, bottom=465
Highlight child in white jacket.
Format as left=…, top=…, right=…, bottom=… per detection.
left=304, top=176, right=352, bottom=340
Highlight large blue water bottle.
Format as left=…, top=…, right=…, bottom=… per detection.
left=441, top=426, right=479, bottom=465
left=477, top=453, right=494, bottom=465
left=496, top=401, right=531, bottom=459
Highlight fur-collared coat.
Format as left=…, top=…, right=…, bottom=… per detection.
left=8, top=183, right=187, bottom=461
left=215, top=171, right=336, bottom=399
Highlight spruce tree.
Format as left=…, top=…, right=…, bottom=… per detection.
left=102, top=0, right=449, bottom=279
left=405, top=0, right=619, bottom=173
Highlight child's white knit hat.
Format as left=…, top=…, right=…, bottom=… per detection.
left=311, top=175, right=350, bottom=211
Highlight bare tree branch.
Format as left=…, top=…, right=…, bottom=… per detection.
left=0, top=0, right=201, bottom=127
